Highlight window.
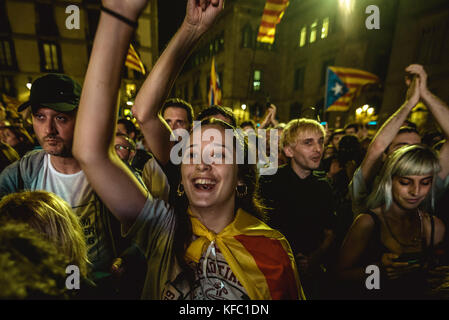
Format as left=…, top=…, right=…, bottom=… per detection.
left=242, top=24, right=253, bottom=48
left=290, top=102, right=303, bottom=120
left=309, top=20, right=318, bottom=44
left=39, top=41, right=62, bottom=72
left=299, top=26, right=307, bottom=47
left=294, top=67, right=305, bottom=91
left=321, top=17, right=329, bottom=39
left=0, top=38, right=15, bottom=70
left=0, top=75, right=16, bottom=97
left=253, top=70, right=262, bottom=91
left=36, top=3, right=59, bottom=36
left=193, top=79, right=200, bottom=100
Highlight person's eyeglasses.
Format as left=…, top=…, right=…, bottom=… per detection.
left=114, top=144, right=131, bottom=151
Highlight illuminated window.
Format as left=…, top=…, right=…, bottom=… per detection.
left=39, top=41, right=62, bottom=72
left=321, top=17, right=329, bottom=39
left=310, top=21, right=318, bottom=43
left=253, top=70, right=262, bottom=91
left=299, top=26, right=307, bottom=47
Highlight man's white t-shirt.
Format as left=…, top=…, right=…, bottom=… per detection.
left=39, top=154, right=110, bottom=271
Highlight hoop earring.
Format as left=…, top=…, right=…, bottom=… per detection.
left=177, top=183, right=185, bottom=197
left=236, top=184, right=248, bottom=198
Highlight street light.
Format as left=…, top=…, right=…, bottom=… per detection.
left=241, top=104, right=247, bottom=110
left=26, top=77, right=32, bottom=90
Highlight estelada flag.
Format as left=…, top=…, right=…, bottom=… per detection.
left=208, top=56, right=222, bottom=106
left=257, top=0, right=290, bottom=44
left=186, top=208, right=305, bottom=300
left=325, top=66, right=379, bottom=112
left=125, top=44, right=146, bottom=75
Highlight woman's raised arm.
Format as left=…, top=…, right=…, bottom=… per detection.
left=73, top=1, right=149, bottom=229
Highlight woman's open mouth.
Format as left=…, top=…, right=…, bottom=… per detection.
left=193, top=178, right=217, bottom=191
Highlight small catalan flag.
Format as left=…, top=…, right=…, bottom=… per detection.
left=257, top=0, right=290, bottom=44
left=125, top=44, right=146, bottom=75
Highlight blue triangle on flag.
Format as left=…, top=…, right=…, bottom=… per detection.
left=325, top=69, right=349, bottom=109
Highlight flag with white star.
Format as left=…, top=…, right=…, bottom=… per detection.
left=325, top=67, right=379, bottom=112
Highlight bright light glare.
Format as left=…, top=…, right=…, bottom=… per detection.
left=339, top=0, right=355, bottom=15
left=241, top=104, right=247, bottom=110
left=26, top=82, right=32, bottom=90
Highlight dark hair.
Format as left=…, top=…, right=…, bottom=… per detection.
left=337, top=135, right=363, bottom=167
left=161, top=98, right=194, bottom=128
left=196, top=105, right=237, bottom=127
left=2, top=125, right=35, bottom=157
left=344, top=123, right=359, bottom=133
left=384, top=126, right=421, bottom=155
left=172, top=118, right=266, bottom=287
left=117, top=118, right=137, bottom=137
left=240, top=120, right=256, bottom=131
left=115, top=132, right=136, bottom=151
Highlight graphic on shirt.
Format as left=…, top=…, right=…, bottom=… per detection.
left=162, top=245, right=249, bottom=300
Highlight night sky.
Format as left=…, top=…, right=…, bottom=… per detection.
left=157, top=0, right=186, bottom=53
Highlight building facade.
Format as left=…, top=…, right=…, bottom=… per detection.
left=173, top=0, right=449, bottom=130
left=0, top=0, right=158, bottom=118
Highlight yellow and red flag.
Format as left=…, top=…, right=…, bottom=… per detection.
left=257, top=0, right=290, bottom=44
left=325, top=66, right=380, bottom=112
left=125, top=44, right=146, bottom=75
left=208, top=56, right=222, bottom=106
left=186, top=208, right=305, bottom=300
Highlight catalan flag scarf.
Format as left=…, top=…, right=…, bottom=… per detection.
left=185, top=208, right=305, bottom=300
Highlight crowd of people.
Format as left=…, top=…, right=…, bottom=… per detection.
left=1, top=0, right=449, bottom=300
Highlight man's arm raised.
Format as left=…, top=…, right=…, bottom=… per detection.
left=132, top=0, right=224, bottom=165
left=73, top=0, right=149, bottom=229
left=407, top=64, right=449, bottom=181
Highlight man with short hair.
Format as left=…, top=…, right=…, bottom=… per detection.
left=161, top=98, right=194, bottom=132
left=258, top=118, right=336, bottom=299
left=0, top=74, right=122, bottom=273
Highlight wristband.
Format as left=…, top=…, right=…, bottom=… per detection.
left=100, top=5, right=138, bottom=29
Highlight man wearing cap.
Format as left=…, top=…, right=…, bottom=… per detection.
left=0, top=74, right=124, bottom=275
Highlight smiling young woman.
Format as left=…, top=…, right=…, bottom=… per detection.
left=337, top=145, right=445, bottom=299
left=73, top=0, right=304, bottom=300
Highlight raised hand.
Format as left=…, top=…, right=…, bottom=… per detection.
left=406, top=64, right=429, bottom=96
left=184, top=0, right=224, bottom=35
left=405, top=74, right=420, bottom=107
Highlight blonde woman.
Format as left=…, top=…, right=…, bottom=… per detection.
left=0, top=190, right=89, bottom=277
left=338, top=145, right=445, bottom=299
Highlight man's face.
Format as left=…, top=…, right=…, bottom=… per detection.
left=332, top=133, right=344, bottom=150
left=387, top=132, right=422, bottom=155
left=32, top=107, right=76, bottom=157
left=114, top=135, right=135, bottom=163
left=345, top=128, right=357, bottom=136
left=163, top=106, right=190, bottom=131
left=284, top=130, right=324, bottom=173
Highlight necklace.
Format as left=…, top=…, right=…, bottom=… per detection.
left=382, top=208, right=424, bottom=248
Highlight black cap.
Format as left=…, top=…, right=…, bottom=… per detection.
left=18, top=74, right=81, bottom=113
